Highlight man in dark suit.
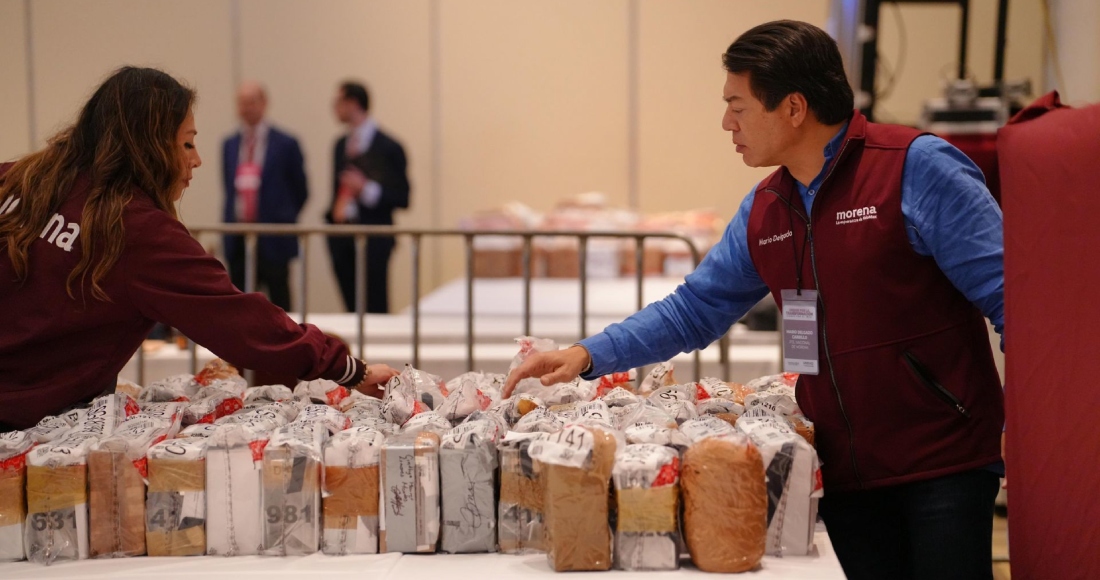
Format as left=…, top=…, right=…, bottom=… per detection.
left=221, top=81, right=308, bottom=311
left=327, top=81, right=410, bottom=313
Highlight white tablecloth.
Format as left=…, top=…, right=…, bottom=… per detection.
left=0, top=530, right=844, bottom=579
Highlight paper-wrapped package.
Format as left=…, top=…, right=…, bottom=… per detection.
left=183, top=388, right=244, bottom=426
left=88, top=414, right=176, bottom=557
left=530, top=425, right=617, bottom=571
left=293, top=379, right=350, bottom=407
left=382, top=373, right=431, bottom=427
left=25, top=415, right=71, bottom=443
left=680, top=416, right=737, bottom=442
left=322, top=427, right=386, bottom=555
left=399, top=365, right=450, bottom=411
left=445, top=372, right=505, bottom=406
left=193, top=359, right=243, bottom=387
left=262, top=422, right=326, bottom=555
left=594, top=370, right=636, bottom=397
left=294, top=404, right=351, bottom=435
left=379, top=431, right=441, bottom=553
left=541, top=378, right=596, bottom=406
left=436, top=377, right=493, bottom=424
left=601, top=387, right=640, bottom=408
left=146, top=437, right=209, bottom=556
left=497, top=432, right=546, bottom=554
left=638, top=362, right=676, bottom=396
left=205, top=422, right=272, bottom=556
left=244, top=385, right=294, bottom=405
left=1, top=432, right=34, bottom=561
left=400, top=411, right=452, bottom=436
left=512, top=408, right=565, bottom=434
left=612, top=443, right=681, bottom=571
left=682, top=431, right=766, bottom=573
left=439, top=420, right=500, bottom=553
left=735, top=416, right=822, bottom=556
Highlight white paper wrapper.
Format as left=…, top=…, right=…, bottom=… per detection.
left=613, top=444, right=681, bottom=571
left=439, top=420, right=500, bottom=553
left=244, top=385, right=294, bottom=404
left=322, top=427, right=386, bottom=556
left=294, top=379, right=351, bottom=407
left=400, top=411, right=452, bottom=436
left=294, top=404, right=352, bottom=435
left=25, top=416, right=71, bottom=444
left=262, top=422, right=326, bottom=555
left=380, top=431, right=441, bottom=554
left=638, top=362, right=676, bottom=396
left=680, top=416, right=737, bottom=443
left=205, top=423, right=269, bottom=556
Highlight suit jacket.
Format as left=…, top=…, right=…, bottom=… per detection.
left=326, top=128, right=409, bottom=226
left=222, top=125, right=308, bottom=263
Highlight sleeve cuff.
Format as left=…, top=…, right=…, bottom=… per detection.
left=323, top=355, right=365, bottom=387
left=578, top=333, right=614, bottom=380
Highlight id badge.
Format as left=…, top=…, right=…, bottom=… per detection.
left=781, top=289, right=819, bottom=375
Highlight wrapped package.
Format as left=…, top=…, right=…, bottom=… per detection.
left=144, top=374, right=200, bottom=401
left=344, top=397, right=386, bottom=425
left=294, top=379, right=350, bottom=407
left=788, top=415, right=815, bottom=447
left=497, top=432, right=546, bottom=554
left=546, top=403, right=577, bottom=422
left=439, top=420, right=500, bottom=553
left=658, top=399, right=698, bottom=426
left=601, top=386, right=640, bottom=408
left=25, top=415, right=71, bottom=444
left=193, top=358, right=242, bottom=387
left=697, top=397, right=745, bottom=416
left=541, top=378, right=596, bottom=406
left=88, top=414, right=176, bottom=557
left=322, top=427, right=386, bottom=555
left=1, top=431, right=34, bottom=561
left=745, top=372, right=799, bottom=391
left=682, top=432, right=766, bottom=573
left=499, top=393, right=544, bottom=426
left=178, top=424, right=220, bottom=439
left=399, top=365, right=449, bottom=411
left=382, top=373, right=430, bottom=426
left=244, top=385, right=294, bottom=405
left=114, top=379, right=143, bottom=401
left=436, top=376, right=493, bottom=424
left=445, top=372, right=505, bottom=406
left=650, top=382, right=697, bottom=403
left=679, top=416, right=737, bottom=442
left=146, top=437, right=209, bottom=556
left=612, top=443, right=681, bottom=571
left=594, top=370, right=636, bottom=397
left=294, top=404, right=351, bottom=434
left=205, top=422, right=272, bottom=556
left=513, top=408, right=565, bottom=434
left=262, top=422, right=326, bottom=555
left=576, top=399, right=613, bottom=427
left=183, top=388, right=244, bottom=426
left=62, top=408, right=87, bottom=427
left=400, top=411, right=452, bottom=436
left=638, top=361, right=677, bottom=395
left=530, top=425, right=617, bottom=571
left=743, top=388, right=801, bottom=418
left=379, top=431, right=441, bottom=553
left=734, top=416, right=822, bottom=556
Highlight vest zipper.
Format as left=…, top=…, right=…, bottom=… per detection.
left=902, top=351, right=971, bottom=417
left=763, top=135, right=865, bottom=489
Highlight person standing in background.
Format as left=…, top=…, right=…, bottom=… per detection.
left=326, top=81, right=410, bottom=313
left=222, top=80, right=308, bottom=311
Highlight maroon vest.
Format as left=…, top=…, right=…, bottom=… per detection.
left=747, top=112, right=1003, bottom=492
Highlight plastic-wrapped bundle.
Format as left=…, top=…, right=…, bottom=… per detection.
left=25, top=415, right=71, bottom=444
left=178, top=423, right=220, bottom=439
left=146, top=437, right=209, bottom=556
left=612, top=443, right=681, bottom=571
left=439, top=420, right=500, bottom=553
left=262, top=421, right=326, bottom=555
left=379, top=431, right=441, bottom=553
left=541, top=378, right=596, bottom=406
left=88, top=414, right=177, bottom=557
left=743, top=388, right=801, bottom=418
left=530, top=425, right=618, bottom=571
left=183, top=387, right=244, bottom=426
left=24, top=393, right=131, bottom=564
left=1, top=432, right=34, bottom=561
left=322, top=427, right=386, bottom=555
left=114, top=379, right=143, bottom=400
left=512, top=408, right=565, bottom=434
left=696, top=397, right=745, bottom=416
left=601, top=386, right=640, bottom=408
left=745, top=372, right=799, bottom=391
left=243, top=385, right=294, bottom=405
left=436, top=376, right=493, bottom=424
left=193, top=359, right=243, bottom=387
left=497, top=432, right=545, bottom=554
left=594, top=370, right=636, bottom=398
left=735, top=416, right=822, bottom=556
left=398, top=365, right=450, bottom=411
left=445, top=372, right=505, bottom=407
left=382, top=373, right=431, bottom=426
left=682, top=431, right=766, bottom=572
left=638, top=361, right=677, bottom=396
left=205, top=422, right=272, bottom=556
left=294, top=379, right=350, bottom=407
left=294, top=404, right=351, bottom=435
left=141, top=374, right=198, bottom=403
left=679, top=416, right=737, bottom=442
left=400, top=411, right=453, bottom=436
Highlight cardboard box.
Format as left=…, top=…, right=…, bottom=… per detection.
left=439, top=420, right=499, bottom=553
left=322, top=427, right=385, bottom=555
left=146, top=438, right=208, bottom=557
left=261, top=422, right=325, bottom=555
left=379, top=431, right=440, bottom=554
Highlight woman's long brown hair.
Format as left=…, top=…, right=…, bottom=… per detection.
left=0, top=66, right=195, bottom=301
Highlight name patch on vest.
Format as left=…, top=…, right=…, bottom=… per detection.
left=835, top=205, right=878, bottom=226
left=758, top=230, right=793, bottom=246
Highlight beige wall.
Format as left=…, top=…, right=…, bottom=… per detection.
left=7, top=0, right=1055, bottom=315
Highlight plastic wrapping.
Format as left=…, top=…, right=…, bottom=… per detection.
left=594, top=370, right=636, bottom=397
left=193, top=359, right=243, bottom=387
left=25, top=415, right=71, bottom=443
left=439, top=420, right=500, bottom=553
left=322, top=427, right=386, bottom=555
left=541, top=378, right=596, bottom=406
left=497, top=432, right=546, bottom=554
left=205, top=423, right=271, bottom=556
left=146, top=437, right=208, bottom=556
left=735, top=416, right=822, bottom=556
left=436, top=376, right=493, bottom=424
left=344, top=397, right=386, bottom=426
left=638, top=362, right=677, bottom=396
left=244, top=385, right=294, bottom=404
left=612, top=444, right=681, bottom=571
left=382, top=373, right=431, bottom=426
left=114, top=379, right=143, bottom=400
left=601, top=386, right=640, bottom=408
left=445, top=372, right=505, bottom=406
left=294, top=404, right=352, bottom=434
left=0, top=431, right=33, bottom=561
left=88, top=415, right=175, bottom=557
left=399, top=365, right=450, bottom=411
left=183, top=388, right=244, bottom=426
left=293, top=379, right=350, bottom=407
left=680, top=416, right=737, bottom=442
left=512, top=408, right=565, bottom=434
left=380, top=431, right=441, bottom=553
left=743, top=388, right=802, bottom=418
left=178, top=423, right=220, bottom=439
left=530, top=425, right=617, bottom=571
left=682, top=432, right=766, bottom=573
left=262, top=422, right=326, bottom=556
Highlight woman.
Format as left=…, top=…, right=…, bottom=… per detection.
left=0, top=67, right=396, bottom=431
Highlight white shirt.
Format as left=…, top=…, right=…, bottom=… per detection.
left=341, top=118, right=383, bottom=220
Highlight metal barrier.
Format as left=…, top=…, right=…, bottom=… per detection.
left=134, top=224, right=731, bottom=385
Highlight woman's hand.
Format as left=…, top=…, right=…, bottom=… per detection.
left=355, top=363, right=400, bottom=399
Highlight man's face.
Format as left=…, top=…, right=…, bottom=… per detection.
left=333, top=90, right=354, bottom=124
left=722, top=72, right=794, bottom=168
left=236, top=87, right=266, bottom=127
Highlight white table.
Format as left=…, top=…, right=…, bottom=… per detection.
left=0, top=529, right=845, bottom=579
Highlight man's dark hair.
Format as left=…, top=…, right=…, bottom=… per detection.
left=339, top=81, right=370, bottom=112
left=722, top=20, right=854, bottom=125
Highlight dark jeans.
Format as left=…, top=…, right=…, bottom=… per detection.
left=820, top=468, right=999, bottom=580
left=227, top=243, right=291, bottom=311
left=326, top=235, right=394, bottom=314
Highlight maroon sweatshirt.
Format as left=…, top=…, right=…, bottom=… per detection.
left=0, top=163, right=364, bottom=430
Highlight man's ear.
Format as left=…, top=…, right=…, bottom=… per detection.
left=788, top=92, right=809, bottom=128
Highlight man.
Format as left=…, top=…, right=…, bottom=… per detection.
left=506, top=20, right=1004, bottom=580
left=221, top=81, right=308, bottom=311
left=326, top=81, right=410, bottom=313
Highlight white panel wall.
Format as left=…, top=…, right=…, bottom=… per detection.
left=0, top=0, right=30, bottom=163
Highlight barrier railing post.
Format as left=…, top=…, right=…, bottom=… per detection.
left=464, top=234, right=475, bottom=372
left=355, top=234, right=367, bottom=359
left=411, top=233, right=422, bottom=369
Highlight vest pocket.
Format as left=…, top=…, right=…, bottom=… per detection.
left=902, top=351, right=970, bottom=418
